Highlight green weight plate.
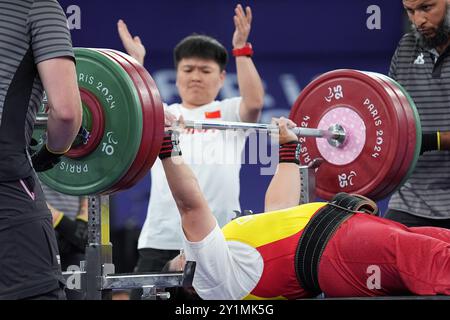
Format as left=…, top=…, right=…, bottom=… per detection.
left=32, top=48, right=143, bottom=195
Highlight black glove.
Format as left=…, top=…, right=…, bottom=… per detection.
left=420, top=132, right=439, bottom=155
left=31, top=144, right=63, bottom=172
left=29, top=126, right=88, bottom=172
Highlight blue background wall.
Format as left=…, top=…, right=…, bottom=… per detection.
left=57, top=0, right=406, bottom=234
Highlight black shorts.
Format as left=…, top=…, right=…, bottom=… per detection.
left=0, top=174, right=64, bottom=299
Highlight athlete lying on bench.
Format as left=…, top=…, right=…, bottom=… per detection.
left=159, top=116, right=450, bottom=299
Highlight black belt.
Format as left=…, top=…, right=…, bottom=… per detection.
left=295, top=193, right=378, bottom=296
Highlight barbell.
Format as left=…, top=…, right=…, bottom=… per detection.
left=32, top=48, right=422, bottom=200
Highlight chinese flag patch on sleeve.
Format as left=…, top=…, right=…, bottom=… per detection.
left=204, top=110, right=221, bottom=119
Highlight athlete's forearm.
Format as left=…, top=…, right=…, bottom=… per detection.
left=162, top=157, right=216, bottom=242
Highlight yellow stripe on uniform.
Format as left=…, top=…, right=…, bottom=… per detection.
left=222, top=202, right=326, bottom=248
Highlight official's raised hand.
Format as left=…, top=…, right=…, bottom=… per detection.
left=117, top=19, right=146, bottom=65
left=232, top=4, right=252, bottom=49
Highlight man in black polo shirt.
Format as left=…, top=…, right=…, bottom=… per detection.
left=0, top=0, right=82, bottom=299
left=385, top=0, right=450, bottom=228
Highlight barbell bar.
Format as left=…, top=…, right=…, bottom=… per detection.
left=35, top=116, right=348, bottom=148
left=31, top=48, right=422, bottom=201
left=178, top=120, right=347, bottom=147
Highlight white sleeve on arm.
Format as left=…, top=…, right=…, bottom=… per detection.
left=183, top=222, right=263, bottom=300
left=218, top=97, right=243, bottom=122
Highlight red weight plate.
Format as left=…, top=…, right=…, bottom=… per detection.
left=289, top=69, right=402, bottom=201
left=66, top=88, right=105, bottom=159
left=373, top=73, right=418, bottom=199
left=95, top=50, right=150, bottom=193
left=108, top=50, right=164, bottom=175
left=364, top=73, right=413, bottom=199
left=99, top=49, right=162, bottom=193
left=99, top=50, right=154, bottom=192
left=359, top=72, right=409, bottom=200
left=105, top=49, right=164, bottom=190
left=95, top=50, right=155, bottom=194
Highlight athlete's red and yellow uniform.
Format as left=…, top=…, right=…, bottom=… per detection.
left=221, top=203, right=450, bottom=298
left=222, top=202, right=326, bottom=299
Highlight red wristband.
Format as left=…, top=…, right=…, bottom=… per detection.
left=279, top=141, right=301, bottom=165
left=159, top=130, right=182, bottom=160
left=232, top=43, right=253, bottom=57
